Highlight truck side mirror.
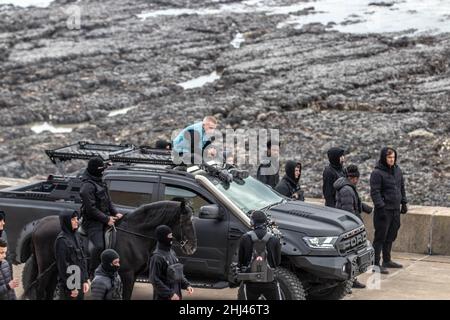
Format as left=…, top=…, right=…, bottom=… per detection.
left=199, top=204, right=223, bottom=220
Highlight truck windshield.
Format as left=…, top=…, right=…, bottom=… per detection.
left=211, top=176, right=285, bottom=213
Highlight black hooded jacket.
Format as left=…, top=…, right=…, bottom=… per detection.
left=54, top=210, right=88, bottom=291
left=80, top=170, right=118, bottom=225
left=370, top=147, right=407, bottom=210
left=256, top=160, right=280, bottom=189
left=323, top=147, right=346, bottom=207
left=148, top=243, right=190, bottom=300
left=238, top=226, right=281, bottom=271
left=274, top=160, right=304, bottom=200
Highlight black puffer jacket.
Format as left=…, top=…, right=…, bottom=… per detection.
left=0, top=230, right=12, bottom=275
left=148, top=243, right=191, bottom=300
left=90, top=265, right=123, bottom=300
left=370, top=147, right=407, bottom=210
left=256, top=160, right=280, bottom=189
left=274, top=160, right=304, bottom=201
left=0, top=260, right=16, bottom=300
left=54, top=210, right=88, bottom=293
left=323, top=147, right=346, bottom=207
left=334, top=177, right=372, bottom=218
left=80, top=170, right=118, bottom=225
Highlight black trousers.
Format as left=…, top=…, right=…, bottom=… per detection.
left=240, top=281, right=282, bottom=300
left=86, top=223, right=105, bottom=277
left=373, top=208, right=401, bottom=264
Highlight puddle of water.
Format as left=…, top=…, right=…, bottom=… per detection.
left=30, top=122, right=74, bottom=134
left=107, top=106, right=137, bottom=117
left=138, top=0, right=450, bottom=35
left=0, top=0, right=54, bottom=7
left=178, top=71, right=221, bottom=90
left=277, top=0, right=450, bottom=35
left=230, top=32, right=245, bottom=48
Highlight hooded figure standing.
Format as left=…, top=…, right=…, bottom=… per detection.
left=370, top=147, right=407, bottom=273
left=323, top=147, right=346, bottom=207
left=80, top=157, right=123, bottom=277
left=238, top=210, right=282, bottom=300
left=274, top=160, right=304, bottom=201
left=256, top=140, right=280, bottom=189
left=90, top=249, right=123, bottom=300
left=148, top=225, right=194, bottom=300
left=54, top=210, right=89, bottom=300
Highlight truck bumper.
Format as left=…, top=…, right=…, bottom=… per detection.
left=291, top=246, right=375, bottom=281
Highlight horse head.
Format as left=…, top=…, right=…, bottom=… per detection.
left=171, top=198, right=197, bottom=255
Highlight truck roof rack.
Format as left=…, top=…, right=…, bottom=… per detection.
left=45, top=141, right=173, bottom=166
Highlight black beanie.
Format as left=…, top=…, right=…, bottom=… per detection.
left=101, top=249, right=120, bottom=273
left=87, top=157, right=106, bottom=177
left=155, top=139, right=172, bottom=150
left=156, top=225, right=173, bottom=247
left=251, top=210, right=268, bottom=226
left=0, top=211, right=5, bottom=221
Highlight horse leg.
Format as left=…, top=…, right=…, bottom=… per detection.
left=120, top=271, right=136, bottom=300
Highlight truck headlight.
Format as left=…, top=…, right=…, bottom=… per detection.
left=303, top=236, right=338, bottom=249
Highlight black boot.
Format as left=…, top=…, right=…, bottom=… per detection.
left=382, top=260, right=403, bottom=268
left=352, top=278, right=366, bottom=289
left=372, top=264, right=389, bottom=274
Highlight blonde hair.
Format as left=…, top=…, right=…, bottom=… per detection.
left=203, top=116, right=217, bottom=124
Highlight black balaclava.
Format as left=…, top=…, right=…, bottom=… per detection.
left=155, top=139, right=172, bottom=150
left=101, top=249, right=120, bottom=274
left=59, top=210, right=78, bottom=235
left=327, top=147, right=345, bottom=168
left=156, top=225, right=173, bottom=247
left=87, top=157, right=106, bottom=177
left=379, top=147, right=397, bottom=168
left=285, top=160, right=301, bottom=184
left=251, top=210, right=268, bottom=229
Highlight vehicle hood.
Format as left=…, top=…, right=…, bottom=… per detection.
left=268, top=200, right=363, bottom=237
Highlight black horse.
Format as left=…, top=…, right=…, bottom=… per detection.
left=22, top=200, right=197, bottom=300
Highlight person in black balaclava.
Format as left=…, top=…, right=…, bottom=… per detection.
left=0, top=211, right=13, bottom=272
left=274, top=160, right=304, bottom=200
left=370, top=147, right=407, bottom=274
left=80, top=157, right=124, bottom=278
left=238, top=210, right=282, bottom=300
left=54, top=210, right=89, bottom=300
left=90, top=249, right=123, bottom=300
left=323, top=147, right=346, bottom=207
left=155, top=139, right=172, bottom=150
left=148, top=225, right=193, bottom=300
left=256, top=140, right=280, bottom=189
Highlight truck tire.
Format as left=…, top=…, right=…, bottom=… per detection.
left=237, top=267, right=306, bottom=300
left=307, top=280, right=353, bottom=300
left=22, top=254, right=38, bottom=300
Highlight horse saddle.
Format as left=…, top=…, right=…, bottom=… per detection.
left=77, top=220, right=117, bottom=251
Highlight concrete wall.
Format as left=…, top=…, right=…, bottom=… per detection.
left=1, top=177, right=449, bottom=255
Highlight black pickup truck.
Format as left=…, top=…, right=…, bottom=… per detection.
left=0, top=142, right=374, bottom=300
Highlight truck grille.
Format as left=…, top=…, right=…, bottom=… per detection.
left=337, top=226, right=367, bottom=255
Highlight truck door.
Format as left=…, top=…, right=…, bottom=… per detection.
left=107, top=178, right=158, bottom=215
left=159, top=180, right=229, bottom=280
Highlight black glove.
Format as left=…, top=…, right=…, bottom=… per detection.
left=362, top=203, right=373, bottom=214
left=401, top=203, right=408, bottom=214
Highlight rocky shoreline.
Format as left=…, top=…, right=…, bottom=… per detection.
left=0, top=0, right=449, bottom=206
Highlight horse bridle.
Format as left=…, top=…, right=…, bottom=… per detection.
left=113, top=210, right=189, bottom=249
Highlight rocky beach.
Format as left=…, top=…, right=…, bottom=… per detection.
left=0, top=0, right=449, bottom=205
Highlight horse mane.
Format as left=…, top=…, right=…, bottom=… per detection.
left=122, top=200, right=182, bottom=229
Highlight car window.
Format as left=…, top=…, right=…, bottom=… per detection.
left=109, top=180, right=154, bottom=208
left=164, top=185, right=211, bottom=216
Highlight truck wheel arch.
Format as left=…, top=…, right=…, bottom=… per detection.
left=16, top=219, right=40, bottom=264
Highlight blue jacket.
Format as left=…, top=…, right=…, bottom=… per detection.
left=172, top=122, right=210, bottom=155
